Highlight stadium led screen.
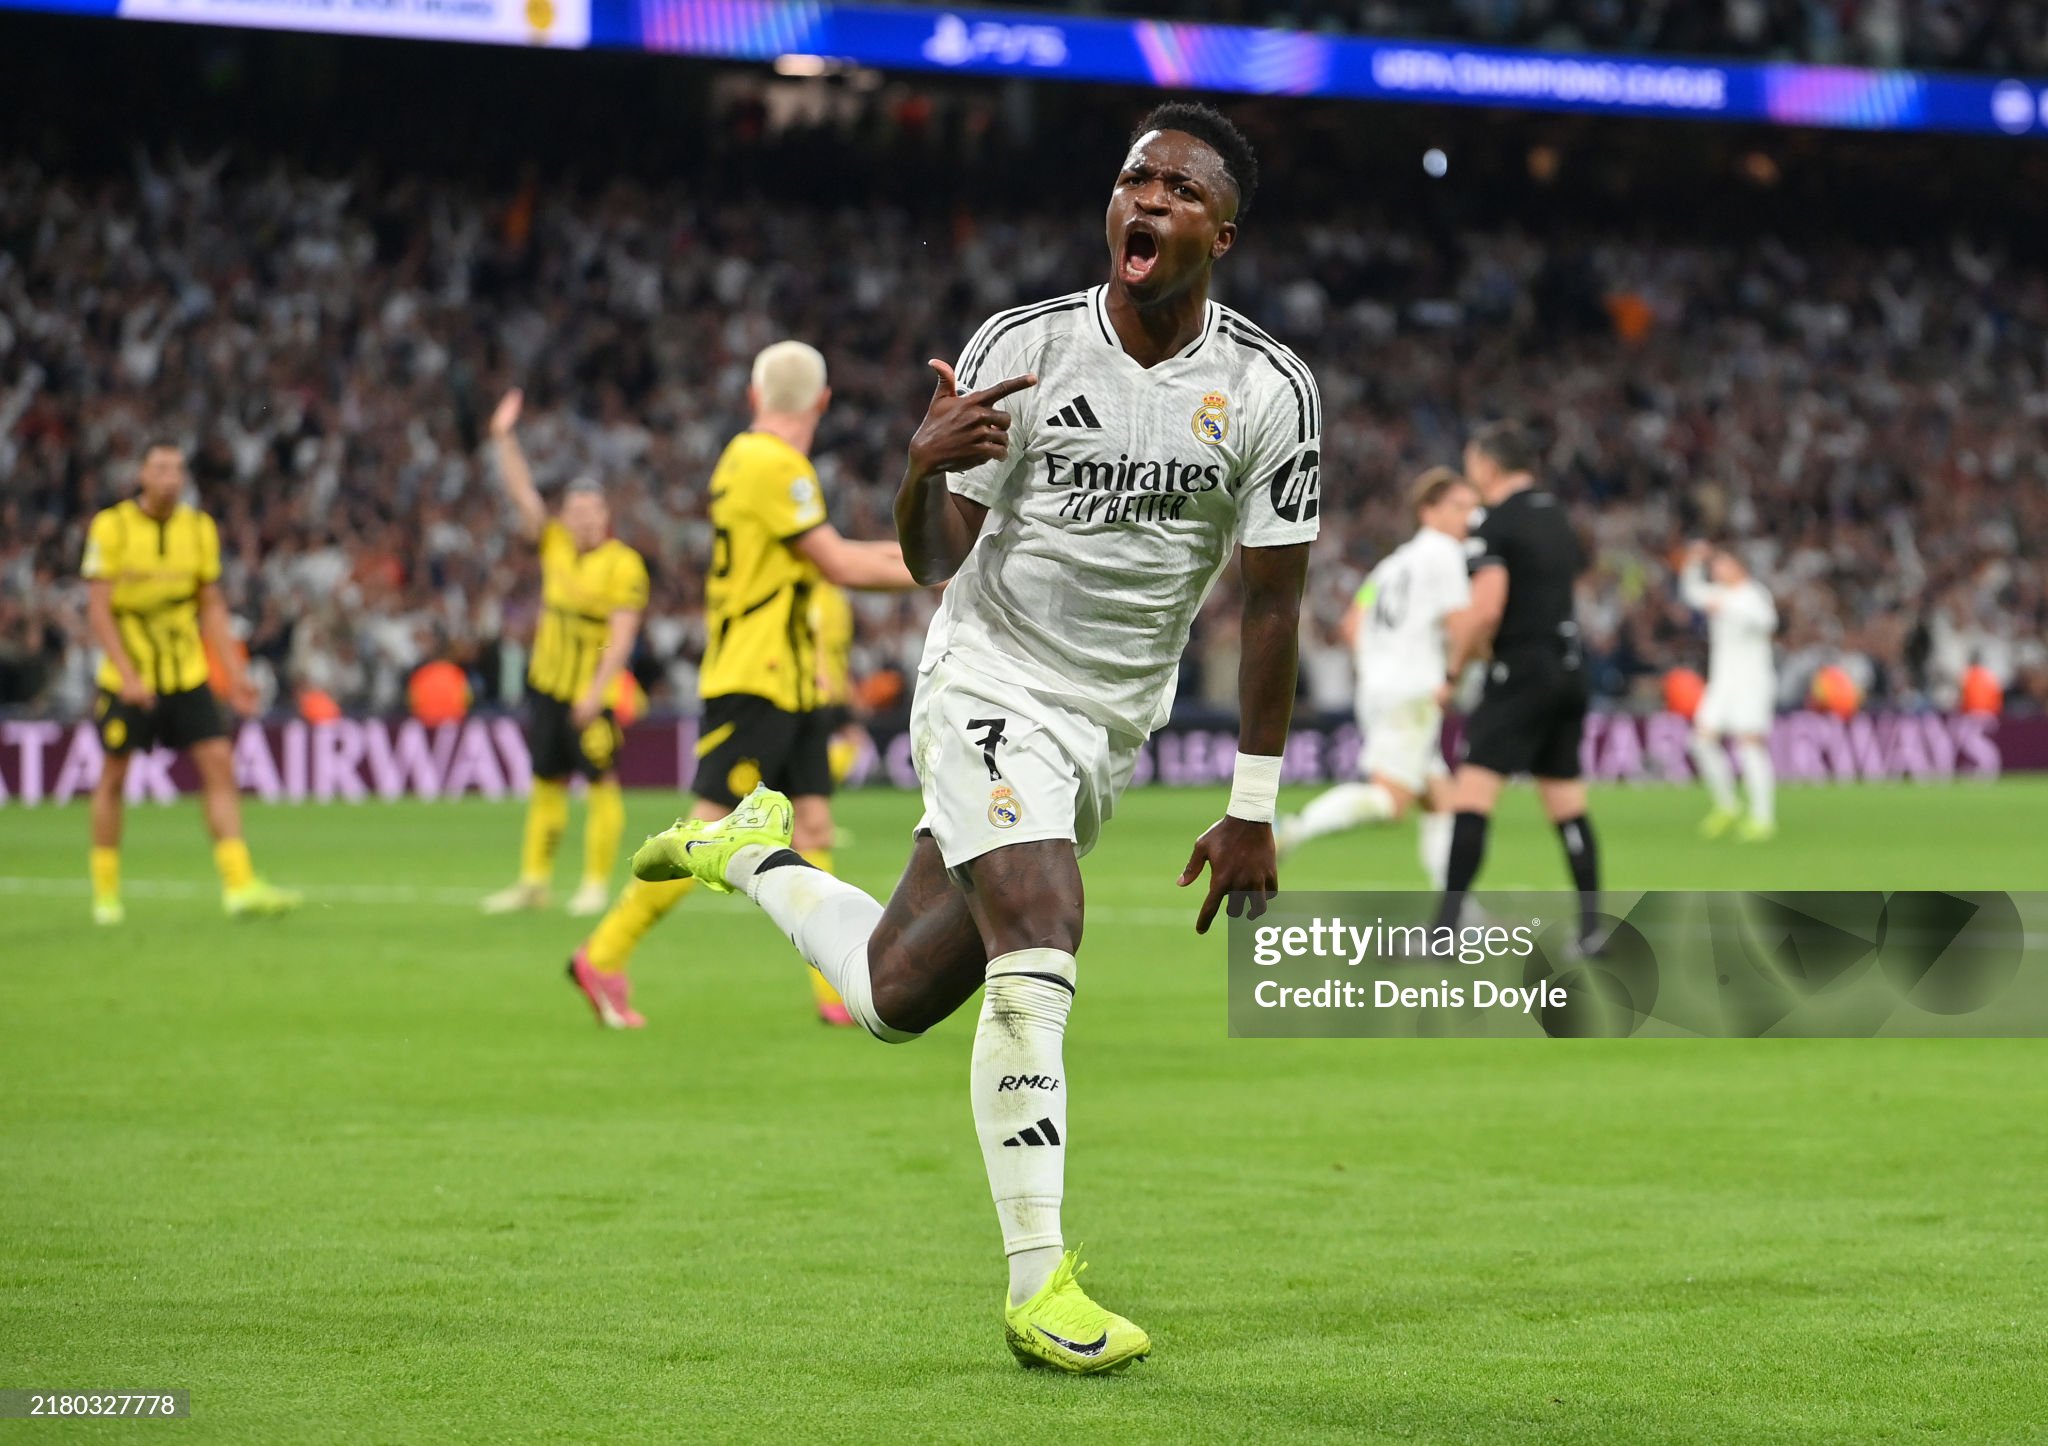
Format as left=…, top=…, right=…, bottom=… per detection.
left=5, top=0, right=2047, bottom=137
left=66, top=0, right=592, bottom=46
left=635, top=1, right=2048, bottom=138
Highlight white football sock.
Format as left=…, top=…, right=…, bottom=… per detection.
left=1691, top=734, right=1738, bottom=812
left=1291, top=781, right=1398, bottom=846
left=728, top=845, right=917, bottom=1042
left=1418, top=809, right=1453, bottom=889
left=971, top=948, right=1076, bottom=1306
left=1737, top=741, right=1776, bottom=826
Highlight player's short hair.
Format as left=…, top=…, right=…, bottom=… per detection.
left=1408, top=466, right=1471, bottom=519
left=141, top=438, right=184, bottom=459
left=752, top=340, right=828, bottom=414
left=1131, top=102, right=1259, bottom=219
left=1468, top=420, right=1540, bottom=476
left=564, top=475, right=605, bottom=501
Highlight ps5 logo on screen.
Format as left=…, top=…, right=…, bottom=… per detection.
left=922, top=13, right=1068, bottom=69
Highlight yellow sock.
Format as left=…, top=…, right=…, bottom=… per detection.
left=90, top=846, right=121, bottom=905
left=582, top=779, right=625, bottom=889
left=521, top=779, right=570, bottom=886
left=213, top=838, right=255, bottom=892
left=584, top=875, right=696, bottom=973
left=828, top=735, right=858, bottom=786
left=798, top=849, right=849, bottom=1011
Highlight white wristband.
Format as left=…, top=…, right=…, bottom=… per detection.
left=1226, top=751, right=1283, bottom=823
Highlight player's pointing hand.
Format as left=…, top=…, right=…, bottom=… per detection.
left=908, top=359, right=1036, bottom=477
left=1178, top=816, right=1280, bottom=934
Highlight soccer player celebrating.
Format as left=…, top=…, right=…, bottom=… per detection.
left=81, top=441, right=300, bottom=923
left=565, top=341, right=918, bottom=1029
left=1680, top=540, right=1779, bottom=841
left=1276, top=466, right=1477, bottom=886
left=632, top=104, right=1318, bottom=1373
left=480, top=390, right=649, bottom=918
left=1433, top=421, right=1601, bottom=948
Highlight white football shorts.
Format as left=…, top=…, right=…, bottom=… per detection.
left=1696, top=682, right=1774, bottom=739
left=910, top=655, right=1141, bottom=871
left=1358, top=692, right=1448, bottom=795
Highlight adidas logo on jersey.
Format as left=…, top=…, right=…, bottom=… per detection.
left=1043, top=395, right=1102, bottom=429
left=1000, top=1117, right=1063, bottom=1147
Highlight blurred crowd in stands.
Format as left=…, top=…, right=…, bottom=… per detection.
left=1008, top=0, right=2048, bottom=74
left=3, top=141, right=2044, bottom=724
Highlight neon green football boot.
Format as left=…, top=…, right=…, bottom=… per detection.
left=224, top=878, right=303, bottom=918
left=631, top=785, right=793, bottom=894
left=1698, top=806, right=1739, bottom=840
left=1003, top=1250, right=1150, bottom=1374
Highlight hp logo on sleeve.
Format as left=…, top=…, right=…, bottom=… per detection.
left=1269, top=447, right=1321, bottom=523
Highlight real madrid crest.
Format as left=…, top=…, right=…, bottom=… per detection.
left=987, top=784, right=1022, bottom=829
left=1191, top=392, right=1229, bottom=446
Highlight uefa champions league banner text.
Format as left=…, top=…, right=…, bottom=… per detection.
left=1227, top=891, right=2048, bottom=1038
left=0, top=709, right=2026, bottom=806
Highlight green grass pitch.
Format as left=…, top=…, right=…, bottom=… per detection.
left=4, top=780, right=2046, bottom=1442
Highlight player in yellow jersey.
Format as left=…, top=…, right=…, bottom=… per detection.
left=810, top=579, right=871, bottom=798
left=81, top=441, right=301, bottom=924
left=567, top=341, right=919, bottom=1029
left=479, top=389, right=650, bottom=918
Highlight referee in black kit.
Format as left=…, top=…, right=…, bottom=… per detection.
left=1433, top=421, right=1601, bottom=947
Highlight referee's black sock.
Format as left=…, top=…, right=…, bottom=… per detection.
left=1434, top=811, right=1490, bottom=930
left=1554, top=814, right=1601, bottom=945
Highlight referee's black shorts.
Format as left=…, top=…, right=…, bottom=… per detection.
left=692, top=693, right=835, bottom=807
left=1461, top=649, right=1589, bottom=780
left=525, top=688, right=621, bottom=780
left=95, top=685, right=228, bottom=756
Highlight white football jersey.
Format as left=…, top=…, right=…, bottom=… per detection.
left=1680, top=564, right=1778, bottom=698
left=923, top=286, right=1323, bottom=738
left=1354, top=526, right=1471, bottom=710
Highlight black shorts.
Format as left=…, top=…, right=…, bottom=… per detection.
left=692, top=693, right=834, bottom=807
left=525, top=689, right=621, bottom=780
left=1461, top=651, right=1589, bottom=780
left=95, top=686, right=227, bottom=756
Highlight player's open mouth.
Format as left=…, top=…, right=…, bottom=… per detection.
left=1120, top=229, right=1159, bottom=285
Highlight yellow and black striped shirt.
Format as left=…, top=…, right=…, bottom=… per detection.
left=528, top=521, right=650, bottom=704
left=81, top=500, right=220, bottom=695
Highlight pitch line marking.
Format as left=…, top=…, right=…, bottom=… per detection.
left=0, top=876, right=1493, bottom=925
left=0, top=876, right=1202, bottom=925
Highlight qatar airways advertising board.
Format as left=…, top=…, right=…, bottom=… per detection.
left=0, top=710, right=2024, bottom=807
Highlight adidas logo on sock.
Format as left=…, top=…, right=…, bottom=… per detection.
left=1000, top=1117, right=1062, bottom=1147
left=1043, top=395, right=1101, bottom=429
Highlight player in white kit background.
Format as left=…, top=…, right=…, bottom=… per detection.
left=631, top=103, right=1320, bottom=1375
left=1681, top=540, right=1779, bottom=840
left=1276, top=466, right=1477, bottom=886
